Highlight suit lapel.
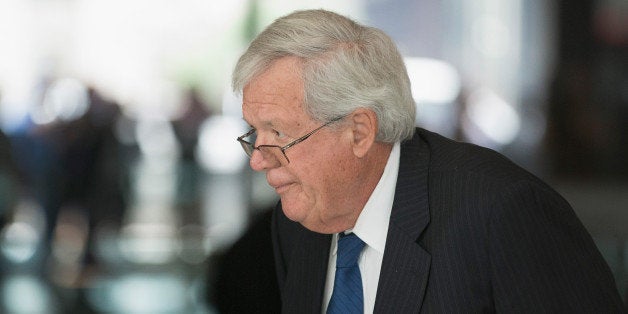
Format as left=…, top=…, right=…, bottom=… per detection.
left=281, top=229, right=331, bottom=313
left=374, top=132, right=432, bottom=312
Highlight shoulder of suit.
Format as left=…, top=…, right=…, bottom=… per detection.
left=412, top=128, right=538, bottom=184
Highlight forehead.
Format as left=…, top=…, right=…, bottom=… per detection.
left=242, top=57, right=306, bottom=124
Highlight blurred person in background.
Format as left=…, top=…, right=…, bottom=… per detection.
left=7, top=82, right=127, bottom=282
left=171, top=87, right=212, bottom=227
left=0, top=127, right=21, bottom=230
left=230, top=9, right=625, bottom=313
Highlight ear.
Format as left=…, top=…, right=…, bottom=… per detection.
left=348, top=108, right=378, bottom=158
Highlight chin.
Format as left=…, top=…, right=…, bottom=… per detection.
left=281, top=205, right=334, bottom=234
left=280, top=202, right=306, bottom=222
left=281, top=203, right=322, bottom=230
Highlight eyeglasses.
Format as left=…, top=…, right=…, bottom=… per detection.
left=237, top=115, right=346, bottom=167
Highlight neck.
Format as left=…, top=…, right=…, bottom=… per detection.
left=328, top=142, right=393, bottom=233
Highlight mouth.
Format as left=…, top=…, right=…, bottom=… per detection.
left=267, top=171, right=295, bottom=195
left=273, top=182, right=294, bottom=194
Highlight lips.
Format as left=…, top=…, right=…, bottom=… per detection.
left=267, top=173, right=294, bottom=194
left=274, top=183, right=292, bottom=194
left=269, top=181, right=293, bottom=194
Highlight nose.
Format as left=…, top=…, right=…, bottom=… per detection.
left=249, top=149, right=265, bottom=171
left=249, top=149, right=278, bottom=172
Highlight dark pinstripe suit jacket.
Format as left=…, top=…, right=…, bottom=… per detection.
left=271, top=128, right=626, bottom=313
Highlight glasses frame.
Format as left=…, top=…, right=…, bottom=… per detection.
left=237, top=115, right=346, bottom=165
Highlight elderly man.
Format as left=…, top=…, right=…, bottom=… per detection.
left=233, top=9, right=625, bottom=313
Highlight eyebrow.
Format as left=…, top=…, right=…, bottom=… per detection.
left=241, top=117, right=278, bottom=130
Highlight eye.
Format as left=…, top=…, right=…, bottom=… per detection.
left=274, top=129, right=287, bottom=139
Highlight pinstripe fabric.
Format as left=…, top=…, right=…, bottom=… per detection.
left=327, top=233, right=365, bottom=314
left=272, top=128, right=627, bottom=313
left=274, top=219, right=331, bottom=314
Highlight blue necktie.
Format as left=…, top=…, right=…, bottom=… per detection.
left=327, top=233, right=365, bottom=314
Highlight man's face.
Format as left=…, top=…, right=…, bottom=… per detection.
left=241, top=57, right=359, bottom=233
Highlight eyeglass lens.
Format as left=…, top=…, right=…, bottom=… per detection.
left=239, top=135, right=289, bottom=166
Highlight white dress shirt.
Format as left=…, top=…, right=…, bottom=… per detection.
left=322, top=142, right=400, bottom=313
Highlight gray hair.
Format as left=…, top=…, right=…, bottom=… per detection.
left=232, top=9, right=416, bottom=143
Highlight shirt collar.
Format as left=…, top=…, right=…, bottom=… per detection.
left=345, top=141, right=400, bottom=254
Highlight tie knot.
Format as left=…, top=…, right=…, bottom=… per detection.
left=336, top=233, right=365, bottom=268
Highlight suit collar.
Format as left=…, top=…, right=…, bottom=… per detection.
left=374, top=131, right=432, bottom=312
left=390, top=130, right=431, bottom=238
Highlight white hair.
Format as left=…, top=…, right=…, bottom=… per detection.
left=233, top=9, right=416, bottom=143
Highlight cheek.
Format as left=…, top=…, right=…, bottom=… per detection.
left=300, top=151, right=352, bottom=197
left=290, top=135, right=353, bottom=196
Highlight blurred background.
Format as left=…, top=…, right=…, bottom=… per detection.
left=0, top=0, right=626, bottom=312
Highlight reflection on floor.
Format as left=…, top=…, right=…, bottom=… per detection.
left=0, top=221, right=216, bottom=314
left=1, top=270, right=210, bottom=313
